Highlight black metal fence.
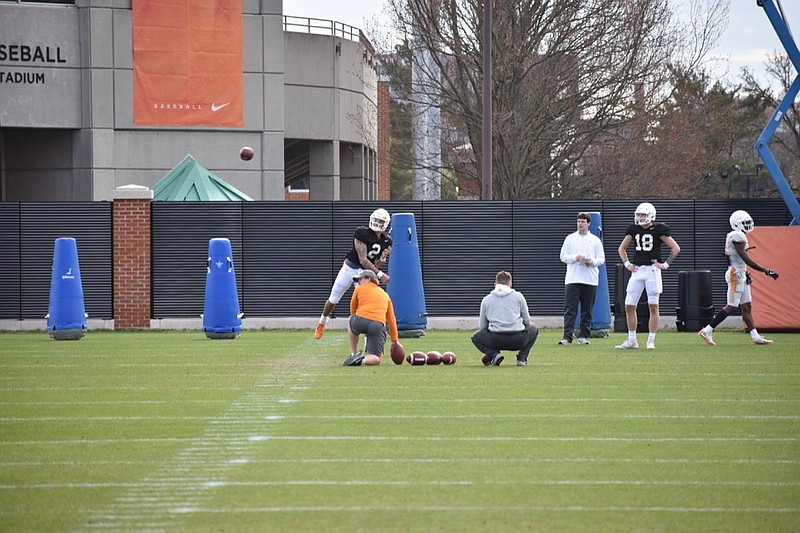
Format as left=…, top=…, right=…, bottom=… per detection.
left=0, top=199, right=793, bottom=321
left=0, top=202, right=113, bottom=320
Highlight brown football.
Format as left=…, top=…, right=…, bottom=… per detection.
left=240, top=146, right=254, bottom=161
left=390, top=341, right=405, bottom=365
left=406, top=351, right=427, bottom=366
left=426, top=351, right=442, bottom=365
left=441, top=351, right=457, bottom=365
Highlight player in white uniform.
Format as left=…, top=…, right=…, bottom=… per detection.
left=698, top=210, right=779, bottom=346
left=616, top=202, right=681, bottom=350
left=315, top=209, right=392, bottom=339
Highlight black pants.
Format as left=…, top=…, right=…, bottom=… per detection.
left=471, top=324, right=539, bottom=362
left=563, top=283, right=597, bottom=340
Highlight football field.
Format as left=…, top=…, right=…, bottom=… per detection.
left=1, top=329, right=799, bottom=532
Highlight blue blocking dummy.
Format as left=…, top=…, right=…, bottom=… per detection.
left=386, top=213, right=427, bottom=336
left=574, top=211, right=612, bottom=334
left=202, top=238, right=243, bottom=339
left=47, top=237, right=87, bottom=340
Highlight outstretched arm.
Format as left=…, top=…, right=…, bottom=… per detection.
left=734, top=241, right=778, bottom=279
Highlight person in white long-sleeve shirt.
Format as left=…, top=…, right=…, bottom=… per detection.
left=558, top=213, right=606, bottom=345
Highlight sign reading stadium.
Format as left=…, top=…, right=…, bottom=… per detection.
left=0, top=45, right=67, bottom=85
left=0, top=71, right=46, bottom=84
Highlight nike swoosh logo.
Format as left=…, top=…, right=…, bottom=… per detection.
left=211, top=101, right=231, bottom=112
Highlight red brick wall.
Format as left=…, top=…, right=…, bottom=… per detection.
left=113, top=199, right=151, bottom=328
left=377, top=79, right=391, bottom=200
left=285, top=187, right=310, bottom=201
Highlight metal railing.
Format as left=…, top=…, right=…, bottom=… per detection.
left=283, top=16, right=361, bottom=43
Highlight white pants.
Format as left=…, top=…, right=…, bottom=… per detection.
left=624, top=264, right=663, bottom=306
left=326, top=261, right=363, bottom=305
left=725, top=267, right=751, bottom=307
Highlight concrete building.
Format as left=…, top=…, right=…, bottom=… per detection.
left=0, top=0, right=380, bottom=201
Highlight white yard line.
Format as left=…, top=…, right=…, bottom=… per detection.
left=2, top=435, right=794, bottom=447
left=1, top=413, right=797, bottom=422
left=152, top=504, right=800, bottom=514
left=73, top=348, right=328, bottom=532
left=2, top=479, right=798, bottom=490
left=277, top=397, right=799, bottom=403
left=2, top=456, right=796, bottom=467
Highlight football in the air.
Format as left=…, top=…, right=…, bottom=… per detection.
left=390, top=342, right=405, bottom=365
left=441, top=351, right=457, bottom=365
left=239, top=146, right=254, bottom=161
left=481, top=354, right=493, bottom=366
left=407, top=351, right=427, bottom=366
left=426, top=351, right=442, bottom=365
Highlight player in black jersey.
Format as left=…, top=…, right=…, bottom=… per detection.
left=616, top=202, right=680, bottom=350
left=315, top=208, right=393, bottom=339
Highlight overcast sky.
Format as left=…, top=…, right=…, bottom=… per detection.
left=284, top=0, right=800, bottom=91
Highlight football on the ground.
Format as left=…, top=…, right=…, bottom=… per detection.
left=407, top=351, right=427, bottom=366
left=426, top=351, right=442, bottom=365
left=441, top=351, right=457, bottom=365
left=239, top=146, right=254, bottom=161
left=481, top=354, right=493, bottom=366
left=390, top=341, right=405, bottom=365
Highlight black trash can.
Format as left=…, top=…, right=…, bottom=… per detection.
left=613, top=263, right=650, bottom=333
left=675, top=270, right=714, bottom=332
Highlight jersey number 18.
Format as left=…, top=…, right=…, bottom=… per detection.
left=634, top=233, right=654, bottom=251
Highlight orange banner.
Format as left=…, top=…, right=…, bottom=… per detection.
left=749, top=226, right=800, bottom=331
left=132, top=0, right=243, bottom=127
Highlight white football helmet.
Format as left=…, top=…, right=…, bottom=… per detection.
left=368, top=208, right=391, bottom=233
left=729, top=210, right=754, bottom=234
left=634, top=202, right=656, bottom=226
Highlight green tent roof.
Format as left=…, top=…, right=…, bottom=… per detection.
left=153, top=154, right=253, bottom=201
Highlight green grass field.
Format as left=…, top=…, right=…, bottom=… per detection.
left=1, top=328, right=798, bottom=532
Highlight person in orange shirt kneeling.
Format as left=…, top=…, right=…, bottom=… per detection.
left=343, top=270, right=401, bottom=366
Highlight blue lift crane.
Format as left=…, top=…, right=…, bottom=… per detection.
left=756, top=0, right=800, bottom=225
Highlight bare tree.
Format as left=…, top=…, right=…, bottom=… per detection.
left=376, top=0, right=729, bottom=200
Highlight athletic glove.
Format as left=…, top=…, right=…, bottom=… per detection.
left=765, top=270, right=779, bottom=280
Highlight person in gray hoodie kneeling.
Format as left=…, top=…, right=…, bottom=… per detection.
left=471, top=271, right=539, bottom=367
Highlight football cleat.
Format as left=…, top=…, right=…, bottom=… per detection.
left=577, top=337, right=590, bottom=345
left=314, top=323, right=325, bottom=339
left=615, top=339, right=638, bottom=349
left=698, top=330, right=716, bottom=346
left=752, top=336, right=773, bottom=345
left=646, top=341, right=655, bottom=350
left=343, top=351, right=365, bottom=366
left=558, top=338, right=571, bottom=345
left=487, top=354, right=504, bottom=367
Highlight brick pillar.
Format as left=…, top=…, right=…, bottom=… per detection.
left=113, top=185, right=153, bottom=329
left=377, top=77, right=391, bottom=201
